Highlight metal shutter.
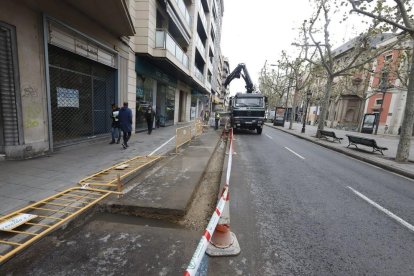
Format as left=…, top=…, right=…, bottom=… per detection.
left=0, top=24, right=20, bottom=151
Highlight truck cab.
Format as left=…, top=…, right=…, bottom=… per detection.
left=230, top=93, right=266, bottom=134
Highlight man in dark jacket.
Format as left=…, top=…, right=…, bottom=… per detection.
left=110, top=104, right=121, bottom=144
left=145, top=105, right=155, bottom=134
left=118, top=102, right=133, bottom=149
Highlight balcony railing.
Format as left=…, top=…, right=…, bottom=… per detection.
left=194, top=67, right=204, bottom=82
left=197, top=0, right=207, bottom=30
left=174, top=0, right=191, bottom=27
left=196, top=35, right=206, bottom=58
left=155, top=29, right=189, bottom=68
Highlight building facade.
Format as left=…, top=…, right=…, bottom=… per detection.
left=363, top=39, right=413, bottom=135
left=132, top=0, right=225, bottom=130
left=0, top=0, right=228, bottom=159
left=0, top=0, right=136, bottom=159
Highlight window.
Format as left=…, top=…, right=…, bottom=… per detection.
left=385, top=54, right=393, bottom=62
left=375, top=99, right=383, bottom=105
left=235, top=97, right=263, bottom=107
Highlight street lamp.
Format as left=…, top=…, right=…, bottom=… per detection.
left=301, top=90, right=312, bottom=133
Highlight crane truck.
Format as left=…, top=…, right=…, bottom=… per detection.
left=224, top=63, right=267, bottom=134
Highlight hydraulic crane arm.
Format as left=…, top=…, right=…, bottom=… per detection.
left=223, top=63, right=254, bottom=93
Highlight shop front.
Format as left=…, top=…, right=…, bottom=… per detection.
left=46, top=19, right=117, bottom=146
left=136, top=57, right=177, bottom=129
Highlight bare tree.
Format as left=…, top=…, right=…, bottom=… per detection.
left=281, top=49, right=315, bottom=129
left=259, top=60, right=290, bottom=110
left=302, top=0, right=403, bottom=138
left=348, top=0, right=414, bottom=161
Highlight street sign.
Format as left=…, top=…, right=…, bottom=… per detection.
left=0, top=213, right=37, bottom=231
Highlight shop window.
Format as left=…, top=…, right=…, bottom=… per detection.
left=136, top=76, right=154, bottom=130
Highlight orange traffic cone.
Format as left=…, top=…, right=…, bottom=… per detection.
left=206, top=192, right=240, bottom=256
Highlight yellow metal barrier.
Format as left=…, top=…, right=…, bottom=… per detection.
left=0, top=187, right=114, bottom=264
left=0, top=154, right=164, bottom=264
left=176, top=125, right=192, bottom=153
left=78, top=155, right=162, bottom=189
left=194, top=118, right=203, bottom=137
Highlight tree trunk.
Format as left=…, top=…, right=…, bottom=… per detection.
left=289, top=89, right=299, bottom=129
left=357, top=98, right=366, bottom=132
left=396, top=46, right=414, bottom=162
left=317, top=76, right=334, bottom=137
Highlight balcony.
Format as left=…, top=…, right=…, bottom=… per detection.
left=194, top=67, right=205, bottom=82
left=155, top=30, right=189, bottom=68
left=173, top=0, right=191, bottom=27
left=197, top=0, right=208, bottom=31
left=196, top=35, right=206, bottom=58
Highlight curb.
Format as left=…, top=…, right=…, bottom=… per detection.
left=265, top=124, right=414, bottom=180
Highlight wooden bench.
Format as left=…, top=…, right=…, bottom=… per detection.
left=318, top=130, right=343, bottom=143
left=346, top=135, right=388, bottom=155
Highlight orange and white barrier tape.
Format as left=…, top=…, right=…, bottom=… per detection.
left=184, top=129, right=234, bottom=276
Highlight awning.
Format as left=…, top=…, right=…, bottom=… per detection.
left=65, top=0, right=135, bottom=36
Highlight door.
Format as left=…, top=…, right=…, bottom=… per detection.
left=0, top=22, right=21, bottom=153
left=93, top=78, right=108, bottom=135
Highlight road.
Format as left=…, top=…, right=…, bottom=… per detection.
left=208, top=125, right=414, bottom=275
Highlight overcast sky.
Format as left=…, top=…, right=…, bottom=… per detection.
left=220, top=0, right=365, bottom=95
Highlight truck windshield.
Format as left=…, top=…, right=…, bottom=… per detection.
left=235, top=98, right=263, bottom=107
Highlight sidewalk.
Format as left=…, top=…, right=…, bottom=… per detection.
left=0, top=125, right=188, bottom=216
left=265, top=122, right=414, bottom=179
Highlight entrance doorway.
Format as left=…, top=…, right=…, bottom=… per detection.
left=48, top=45, right=116, bottom=146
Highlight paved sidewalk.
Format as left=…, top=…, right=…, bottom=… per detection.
left=265, top=122, right=414, bottom=179
left=0, top=125, right=188, bottom=216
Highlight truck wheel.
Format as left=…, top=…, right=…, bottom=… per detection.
left=257, top=127, right=262, bottom=134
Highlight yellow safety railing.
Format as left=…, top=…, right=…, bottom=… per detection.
left=78, top=155, right=162, bottom=190
left=176, top=125, right=192, bottom=153
left=0, top=154, right=164, bottom=265
left=194, top=118, right=203, bottom=137
left=0, top=187, right=115, bottom=264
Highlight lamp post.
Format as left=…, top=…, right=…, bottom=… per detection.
left=374, top=70, right=388, bottom=135
left=301, top=90, right=312, bottom=133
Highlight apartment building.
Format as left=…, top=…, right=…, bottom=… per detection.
left=0, top=0, right=227, bottom=159
left=132, top=0, right=225, bottom=130
left=0, top=0, right=135, bottom=159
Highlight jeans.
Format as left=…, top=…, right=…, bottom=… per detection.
left=111, top=127, right=121, bottom=142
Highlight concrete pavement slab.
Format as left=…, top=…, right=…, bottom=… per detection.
left=104, top=129, right=222, bottom=218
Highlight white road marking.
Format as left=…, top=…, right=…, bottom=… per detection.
left=148, top=136, right=175, bottom=156
left=265, top=134, right=273, bottom=140
left=284, top=147, right=305, bottom=160
left=348, top=186, right=414, bottom=233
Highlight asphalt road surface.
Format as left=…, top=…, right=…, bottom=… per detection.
left=208, top=126, right=414, bottom=275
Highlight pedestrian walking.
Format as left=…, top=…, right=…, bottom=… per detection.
left=109, top=104, right=121, bottom=144
left=145, top=105, right=155, bottom=134
left=215, top=111, right=220, bottom=130
left=119, top=102, right=133, bottom=149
